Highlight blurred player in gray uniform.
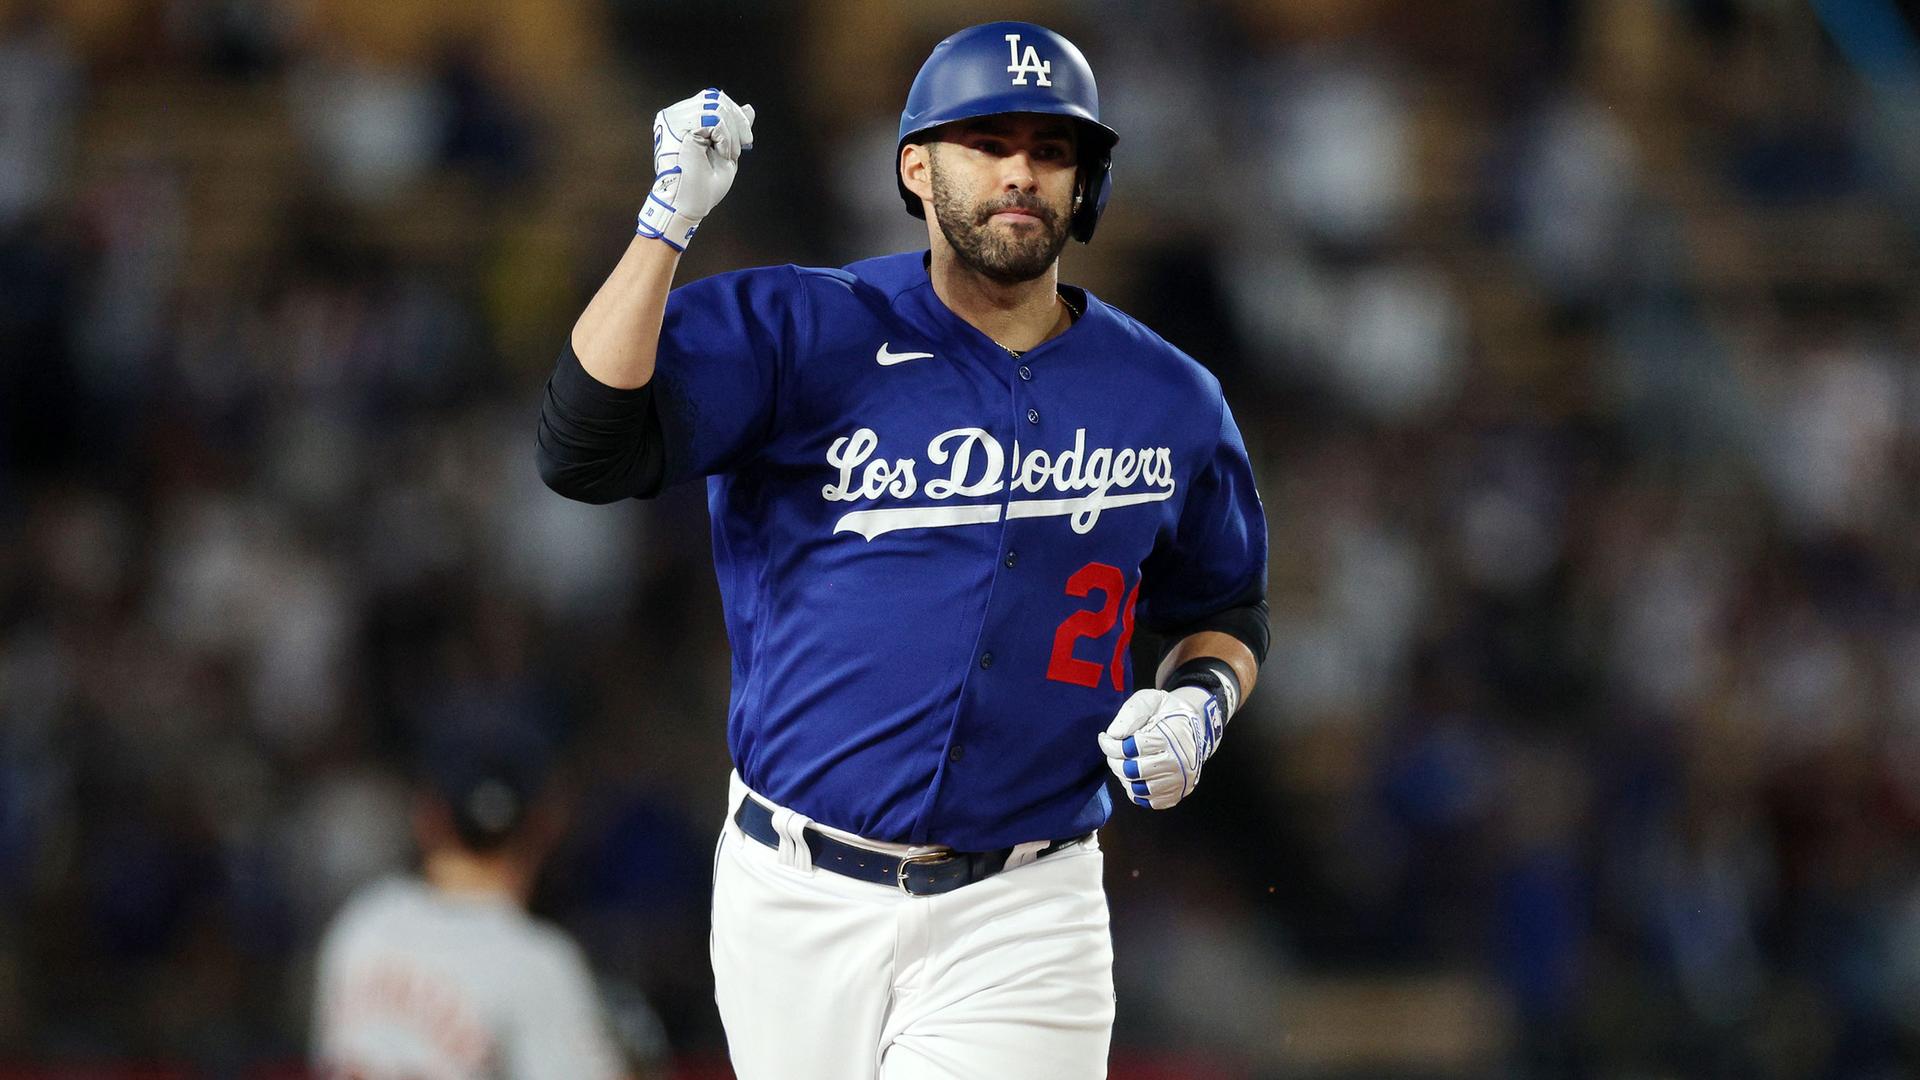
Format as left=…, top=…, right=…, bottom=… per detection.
left=312, top=726, right=643, bottom=1080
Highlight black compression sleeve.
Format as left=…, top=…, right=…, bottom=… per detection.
left=1161, top=597, right=1270, bottom=666
left=535, top=341, right=668, bottom=503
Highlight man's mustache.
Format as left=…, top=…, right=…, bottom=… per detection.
left=975, top=196, right=1057, bottom=226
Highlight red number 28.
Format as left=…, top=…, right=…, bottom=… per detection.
left=1046, top=562, right=1141, bottom=691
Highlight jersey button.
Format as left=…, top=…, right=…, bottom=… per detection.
left=1026, top=408, right=1040, bottom=424
left=949, top=745, right=966, bottom=763
left=1004, top=550, right=1018, bottom=568
left=1018, top=365, right=1032, bottom=381
left=979, top=652, right=994, bottom=669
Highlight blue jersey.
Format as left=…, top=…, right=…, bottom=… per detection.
left=636, top=251, right=1262, bottom=850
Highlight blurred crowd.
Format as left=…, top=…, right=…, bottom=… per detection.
left=3, top=0, right=1919, bottom=1077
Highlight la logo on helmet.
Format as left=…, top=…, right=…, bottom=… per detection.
left=1005, top=33, right=1052, bottom=86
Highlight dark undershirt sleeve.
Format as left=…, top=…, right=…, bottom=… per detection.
left=1158, top=596, right=1270, bottom=666
left=535, top=341, right=668, bottom=504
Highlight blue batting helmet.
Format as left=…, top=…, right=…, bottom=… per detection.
left=896, top=21, right=1118, bottom=243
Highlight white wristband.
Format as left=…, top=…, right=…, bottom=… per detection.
left=636, top=197, right=700, bottom=252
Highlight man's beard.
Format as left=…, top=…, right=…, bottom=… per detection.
left=929, top=157, right=1072, bottom=284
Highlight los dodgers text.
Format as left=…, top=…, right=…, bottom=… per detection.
left=822, top=426, right=1176, bottom=537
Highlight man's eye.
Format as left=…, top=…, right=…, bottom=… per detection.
left=975, top=139, right=1005, bottom=155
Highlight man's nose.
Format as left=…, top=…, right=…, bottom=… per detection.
left=999, top=152, right=1037, bottom=190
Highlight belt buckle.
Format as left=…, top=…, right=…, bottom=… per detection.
left=897, top=849, right=955, bottom=895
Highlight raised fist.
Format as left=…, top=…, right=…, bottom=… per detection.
left=637, top=88, right=755, bottom=251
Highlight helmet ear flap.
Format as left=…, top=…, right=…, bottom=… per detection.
left=1069, top=155, right=1111, bottom=243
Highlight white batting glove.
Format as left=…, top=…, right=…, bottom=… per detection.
left=1098, top=687, right=1225, bottom=809
left=637, top=88, right=755, bottom=251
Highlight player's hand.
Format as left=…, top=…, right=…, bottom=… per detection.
left=1097, top=687, right=1224, bottom=810
left=637, top=88, right=755, bottom=251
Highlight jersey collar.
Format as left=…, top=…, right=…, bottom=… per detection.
left=844, top=250, right=1103, bottom=365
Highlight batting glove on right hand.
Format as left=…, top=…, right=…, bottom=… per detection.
left=1098, top=687, right=1225, bottom=810
left=637, top=88, right=754, bottom=251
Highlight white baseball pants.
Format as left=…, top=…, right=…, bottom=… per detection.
left=710, top=778, right=1115, bottom=1080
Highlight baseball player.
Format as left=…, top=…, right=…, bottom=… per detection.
left=311, top=725, right=638, bottom=1080
left=537, top=21, right=1268, bottom=1080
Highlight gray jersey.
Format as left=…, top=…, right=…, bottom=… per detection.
left=313, top=877, right=625, bottom=1080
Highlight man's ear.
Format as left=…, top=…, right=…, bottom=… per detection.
left=901, top=142, right=935, bottom=207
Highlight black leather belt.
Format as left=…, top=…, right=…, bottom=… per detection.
left=732, top=796, right=1089, bottom=896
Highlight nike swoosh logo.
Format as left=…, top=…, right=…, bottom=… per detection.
left=876, top=343, right=936, bottom=366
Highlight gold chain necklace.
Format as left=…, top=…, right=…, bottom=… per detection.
left=992, top=293, right=1083, bottom=359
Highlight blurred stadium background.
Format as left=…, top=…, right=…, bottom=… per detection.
left=3, top=0, right=1920, bottom=1076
